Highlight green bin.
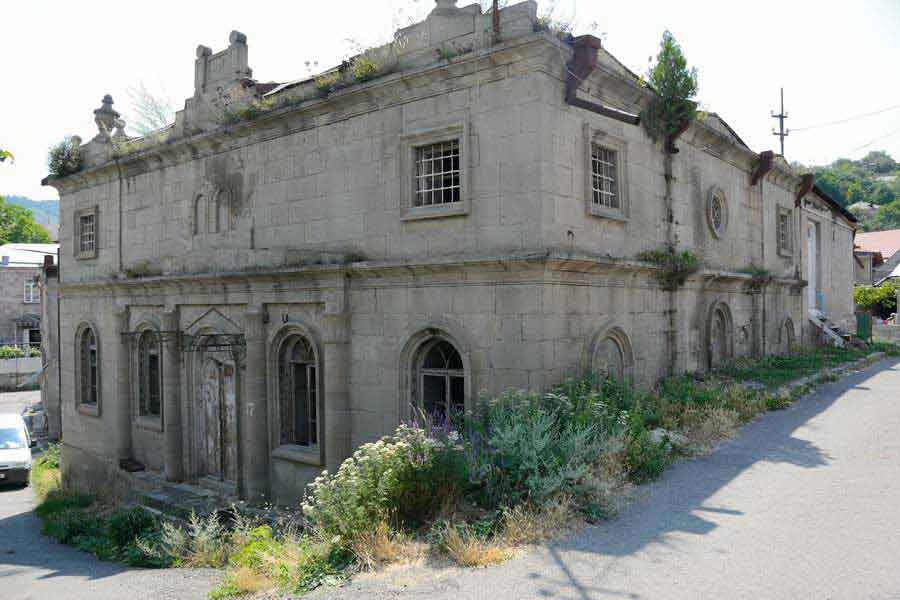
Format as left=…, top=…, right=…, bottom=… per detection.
left=856, top=312, right=872, bottom=342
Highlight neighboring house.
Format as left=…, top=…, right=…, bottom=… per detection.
left=847, top=201, right=878, bottom=220
left=855, top=229, right=900, bottom=282
left=0, top=243, right=58, bottom=348
left=43, top=1, right=858, bottom=505
left=853, top=250, right=883, bottom=285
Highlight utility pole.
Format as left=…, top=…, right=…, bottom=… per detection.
left=771, top=87, right=789, bottom=156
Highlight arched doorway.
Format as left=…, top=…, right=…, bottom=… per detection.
left=196, top=349, right=238, bottom=485
left=780, top=317, right=796, bottom=354
left=707, top=302, right=734, bottom=370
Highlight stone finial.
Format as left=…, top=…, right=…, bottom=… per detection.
left=196, top=45, right=212, bottom=58
left=93, top=94, right=120, bottom=140
left=432, top=0, right=459, bottom=15
left=229, top=30, right=247, bottom=45
left=113, top=117, right=128, bottom=140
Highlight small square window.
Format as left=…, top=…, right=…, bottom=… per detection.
left=414, top=140, right=461, bottom=207
left=400, top=124, right=469, bottom=221
left=591, top=144, right=619, bottom=211
left=584, top=125, right=628, bottom=221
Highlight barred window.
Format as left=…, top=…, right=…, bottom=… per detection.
left=23, top=280, right=39, bottom=304
left=778, top=211, right=792, bottom=253
left=79, top=214, right=96, bottom=253
left=414, top=140, right=461, bottom=207
left=591, top=144, right=619, bottom=210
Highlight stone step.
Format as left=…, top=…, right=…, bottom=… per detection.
left=135, top=486, right=227, bottom=522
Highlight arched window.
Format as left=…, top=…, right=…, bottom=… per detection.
left=136, top=330, right=162, bottom=417
left=193, top=195, right=204, bottom=236
left=278, top=336, right=318, bottom=446
left=416, top=339, right=465, bottom=424
left=77, top=325, right=99, bottom=408
left=590, top=327, right=633, bottom=384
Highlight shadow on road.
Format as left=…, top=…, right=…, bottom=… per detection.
left=0, top=490, right=135, bottom=583
left=523, top=357, right=900, bottom=600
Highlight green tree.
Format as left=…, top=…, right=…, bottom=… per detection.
left=640, top=30, right=699, bottom=147
left=869, top=199, right=900, bottom=231
left=0, top=149, right=51, bottom=243
left=0, top=199, right=51, bottom=243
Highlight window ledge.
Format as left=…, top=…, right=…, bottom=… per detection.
left=272, top=444, right=322, bottom=467
left=402, top=202, right=469, bottom=222
left=777, top=248, right=793, bottom=258
left=134, top=416, right=163, bottom=432
left=77, top=404, right=100, bottom=418
left=588, top=205, right=628, bottom=222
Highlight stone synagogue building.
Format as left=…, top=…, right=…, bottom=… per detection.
left=45, top=0, right=857, bottom=504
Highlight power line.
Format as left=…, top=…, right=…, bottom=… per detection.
left=846, top=126, right=900, bottom=155
left=792, top=103, right=900, bottom=133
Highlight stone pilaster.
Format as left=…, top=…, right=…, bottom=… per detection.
left=241, top=305, right=269, bottom=502
left=322, top=310, right=351, bottom=474
left=162, top=309, right=184, bottom=481
left=114, top=307, right=132, bottom=461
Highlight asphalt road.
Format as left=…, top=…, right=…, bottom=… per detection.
left=314, top=357, right=900, bottom=600
left=4, top=359, right=900, bottom=600
left=0, top=391, right=220, bottom=600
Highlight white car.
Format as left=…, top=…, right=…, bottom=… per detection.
left=0, top=413, right=34, bottom=486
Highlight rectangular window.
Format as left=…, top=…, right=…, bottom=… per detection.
left=23, top=280, right=39, bottom=304
left=778, top=209, right=792, bottom=255
left=591, top=144, right=619, bottom=210
left=414, top=140, right=461, bottom=207
left=79, top=214, right=95, bottom=254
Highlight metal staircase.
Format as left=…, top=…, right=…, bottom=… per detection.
left=808, top=309, right=852, bottom=348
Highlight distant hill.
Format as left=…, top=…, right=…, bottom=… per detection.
left=3, top=196, right=59, bottom=227
left=793, top=151, right=900, bottom=232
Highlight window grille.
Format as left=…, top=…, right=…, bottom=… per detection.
left=591, top=145, right=619, bottom=210
left=414, top=140, right=461, bottom=207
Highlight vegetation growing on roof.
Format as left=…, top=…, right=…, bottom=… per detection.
left=47, top=136, right=83, bottom=178
left=640, top=31, right=698, bottom=150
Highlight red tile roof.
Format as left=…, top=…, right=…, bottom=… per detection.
left=855, top=229, right=900, bottom=258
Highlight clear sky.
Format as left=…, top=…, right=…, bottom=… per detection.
left=2, top=0, right=899, bottom=201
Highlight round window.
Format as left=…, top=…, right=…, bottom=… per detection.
left=707, top=187, right=728, bottom=238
